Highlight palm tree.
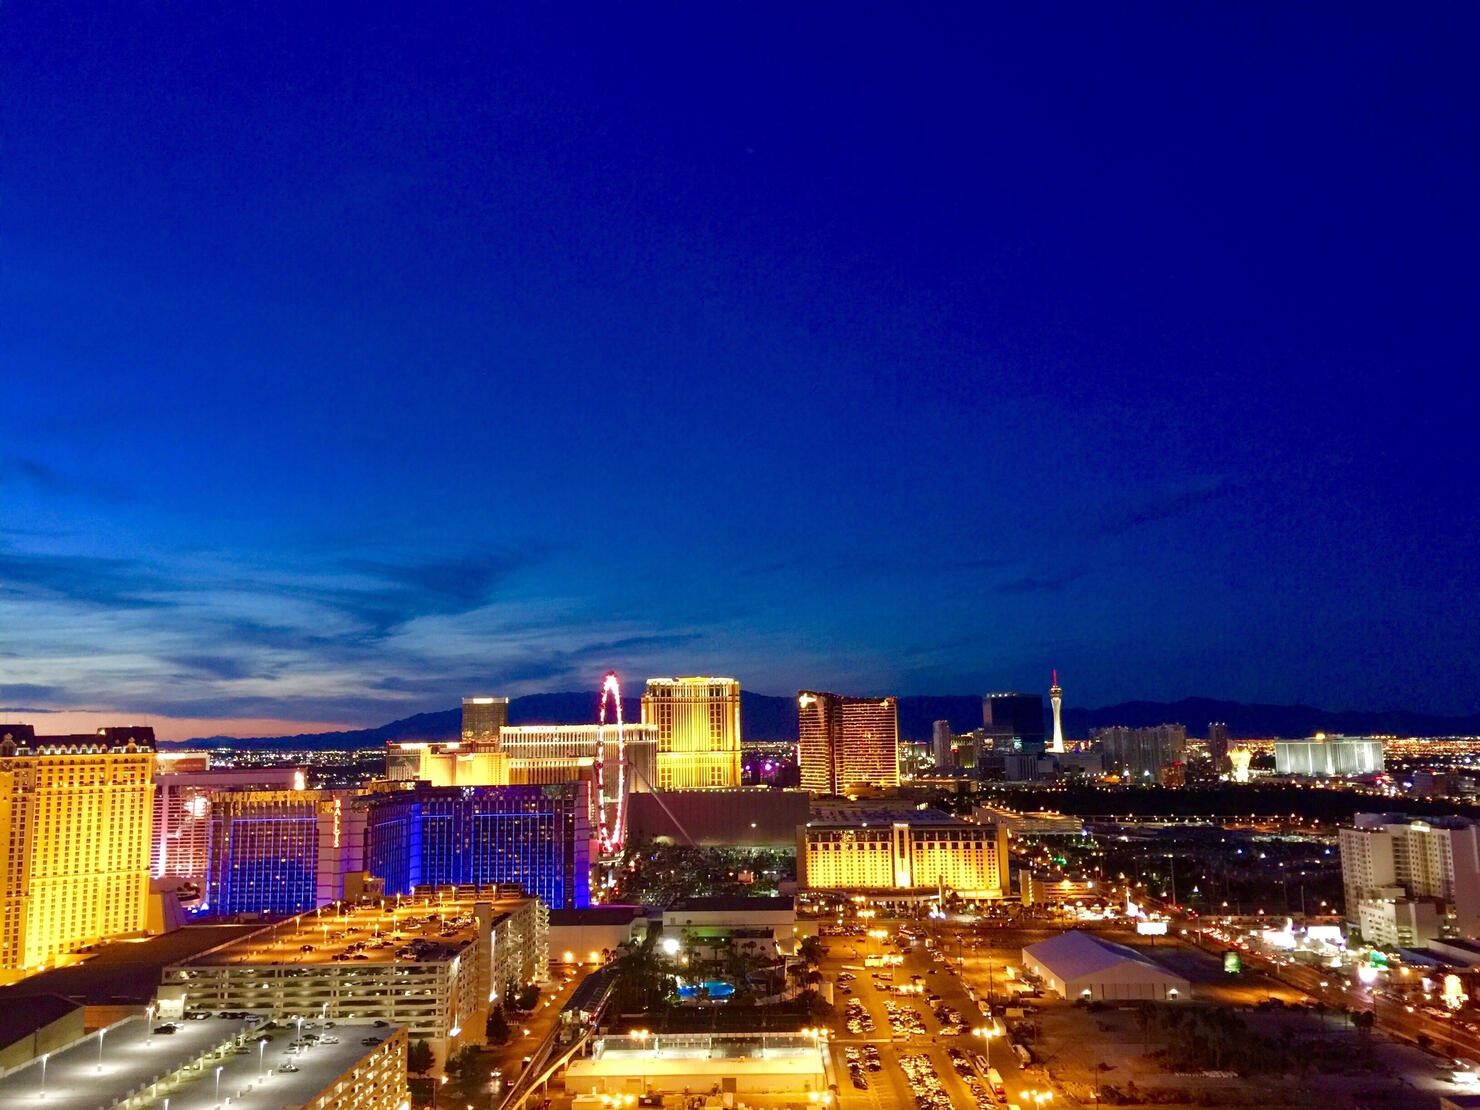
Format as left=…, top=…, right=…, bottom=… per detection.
left=610, top=936, right=675, bottom=1013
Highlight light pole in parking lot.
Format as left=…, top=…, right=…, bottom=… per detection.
left=972, top=1025, right=998, bottom=1069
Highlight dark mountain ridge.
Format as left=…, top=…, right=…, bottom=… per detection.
left=177, top=692, right=1480, bottom=749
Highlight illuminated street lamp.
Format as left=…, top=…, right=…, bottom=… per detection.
left=973, top=1025, right=999, bottom=1068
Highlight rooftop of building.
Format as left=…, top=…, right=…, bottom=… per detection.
left=0, top=994, right=79, bottom=1049
left=796, top=691, right=896, bottom=704
left=1280, top=734, right=1381, bottom=743
left=665, top=896, right=794, bottom=915
left=565, top=966, right=618, bottom=1015
left=1431, top=938, right=1480, bottom=955
left=976, top=805, right=1082, bottom=823
left=548, top=906, right=648, bottom=927
left=1351, top=812, right=1479, bottom=830
left=0, top=1014, right=400, bottom=1110
left=154, top=764, right=302, bottom=784
left=806, top=803, right=966, bottom=828
left=0, top=724, right=155, bottom=752
left=1395, top=947, right=1448, bottom=968
left=0, top=926, right=262, bottom=1007
left=1024, top=930, right=1189, bottom=983
left=180, top=898, right=514, bottom=968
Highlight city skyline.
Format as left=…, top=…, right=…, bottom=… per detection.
left=4, top=6, right=1476, bottom=737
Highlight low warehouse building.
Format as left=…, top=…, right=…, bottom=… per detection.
left=1022, top=931, right=1189, bottom=1002
left=549, top=906, right=650, bottom=965
left=565, top=1030, right=827, bottom=1100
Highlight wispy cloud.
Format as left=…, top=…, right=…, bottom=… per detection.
left=1088, top=477, right=1241, bottom=538
left=578, top=632, right=702, bottom=654
left=995, top=567, right=1089, bottom=594
left=163, top=654, right=267, bottom=681
left=0, top=683, right=70, bottom=705
left=0, top=455, right=131, bottom=502
left=0, top=545, right=174, bottom=609
left=329, top=547, right=551, bottom=635
left=739, top=554, right=1013, bottom=578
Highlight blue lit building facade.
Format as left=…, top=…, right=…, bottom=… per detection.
left=362, top=782, right=591, bottom=909
left=205, top=789, right=365, bottom=915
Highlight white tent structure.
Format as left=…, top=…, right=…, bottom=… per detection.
left=1022, top=930, right=1190, bottom=1001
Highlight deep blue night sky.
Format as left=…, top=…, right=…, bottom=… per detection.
left=2, top=5, right=1477, bottom=737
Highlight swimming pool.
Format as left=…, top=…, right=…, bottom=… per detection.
left=676, top=979, right=736, bottom=999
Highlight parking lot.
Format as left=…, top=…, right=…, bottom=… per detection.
left=196, top=901, right=483, bottom=967
left=821, top=920, right=1049, bottom=1110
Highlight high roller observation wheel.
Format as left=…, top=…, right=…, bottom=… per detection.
left=594, top=671, right=625, bottom=854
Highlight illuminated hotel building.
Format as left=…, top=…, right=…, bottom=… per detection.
left=1340, top=813, right=1480, bottom=937
left=641, top=677, right=742, bottom=789
left=462, top=696, right=509, bottom=740
left=0, top=724, right=155, bottom=980
left=1274, top=734, right=1384, bottom=777
left=204, top=789, right=367, bottom=915
left=386, top=723, right=655, bottom=844
left=498, top=724, right=658, bottom=793
left=798, top=809, right=1009, bottom=898
left=386, top=740, right=510, bottom=786
left=1093, top=723, right=1188, bottom=779
left=797, top=692, right=899, bottom=794
left=362, top=782, right=592, bottom=909
left=151, top=753, right=303, bottom=887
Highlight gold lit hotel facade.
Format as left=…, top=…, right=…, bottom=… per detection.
left=0, top=725, right=155, bottom=980
left=393, top=678, right=742, bottom=794
left=797, top=691, right=899, bottom=794
left=799, top=808, right=1010, bottom=899
left=641, top=676, right=742, bottom=789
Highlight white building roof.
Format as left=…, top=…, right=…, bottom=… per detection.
left=1023, top=930, right=1183, bottom=982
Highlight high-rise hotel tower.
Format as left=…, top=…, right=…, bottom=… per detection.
left=461, top=696, right=509, bottom=741
left=1048, top=670, right=1065, bottom=753
left=797, top=693, right=899, bottom=795
left=0, top=724, right=155, bottom=980
left=641, top=677, right=741, bottom=789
